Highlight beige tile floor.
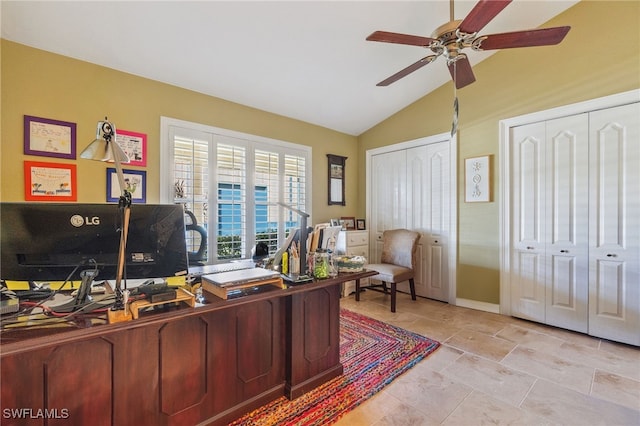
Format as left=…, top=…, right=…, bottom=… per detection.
left=337, top=290, right=640, bottom=426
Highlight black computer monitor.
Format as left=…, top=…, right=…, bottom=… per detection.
left=1, top=203, right=189, bottom=283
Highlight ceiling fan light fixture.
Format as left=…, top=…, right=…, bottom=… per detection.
left=446, top=51, right=463, bottom=66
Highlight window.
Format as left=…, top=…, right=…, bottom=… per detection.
left=161, top=118, right=311, bottom=264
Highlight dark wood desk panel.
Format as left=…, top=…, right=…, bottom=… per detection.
left=0, top=270, right=376, bottom=426
left=286, top=283, right=342, bottom=399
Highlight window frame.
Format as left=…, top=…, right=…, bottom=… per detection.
left=160, top=117, right=312, bottom=263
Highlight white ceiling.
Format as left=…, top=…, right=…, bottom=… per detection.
left=1, top=1, right=578, bottom=135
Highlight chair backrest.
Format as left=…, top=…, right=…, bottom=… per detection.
left=380, top=229, right=420, bottom=269
left=185, top=210, right=207, bottom=264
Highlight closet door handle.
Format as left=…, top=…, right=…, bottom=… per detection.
left=526, top=246, right=535, bottom=250
left=560, top=250, right=569, bottom=253
left=606, top=253, right=618, bottom=258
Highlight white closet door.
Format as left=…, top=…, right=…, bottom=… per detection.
left=369, top=139, right=451, bottom=302
left=544, top=114, right=589, bottom=332
left=588, top=103, right=640, bottom=346
left=406, top=142, right=450, bottom=301
left=510, top=122, right=546, bottom=322
left=370, top=150, right=407, bottom=262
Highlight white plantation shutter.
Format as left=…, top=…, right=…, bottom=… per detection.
left=161, top=117, right=311, bottom=264
left=216, top=143, right=247, bottom=259
left=255, top=150, right=280, bottom=252
left=284, top=154, right=307, bottom=218
left=173, top=133, right=210, bottom=261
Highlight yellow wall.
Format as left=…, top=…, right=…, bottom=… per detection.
left=2, top=1, right=639, bottom=305
left=358, top=0, right=640, bottom=303
left=0, top=40, right=359, bottom=223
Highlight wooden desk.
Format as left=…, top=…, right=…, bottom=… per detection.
left=0, top=270, right=376, bottom=426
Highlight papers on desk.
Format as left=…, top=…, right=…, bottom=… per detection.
left=202, top=268, right=280, bottom=288
left=201, top=268, right=284, bottom=300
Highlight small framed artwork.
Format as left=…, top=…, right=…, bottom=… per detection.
left=24, top=115, right=76, bottom=159
left=107, top=168, right=146, bottom=203
left=24, top=160, right=77, bottom=201
left=116, top=129, right=147, bottom=167
left=356, top=219, right=366, bottom=230
left=465, top=155, right=492, bottom=202
left=341, top=216, right=356, bottom=231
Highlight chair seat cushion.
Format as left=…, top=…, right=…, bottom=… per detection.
left=366, top=263, right=414, bottom=283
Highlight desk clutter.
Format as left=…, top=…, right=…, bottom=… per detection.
left=129, top=287, right=195, bottom=319
left=0, top=275, right=196, bottom=327
left=0, top=200, right=368, bottom=328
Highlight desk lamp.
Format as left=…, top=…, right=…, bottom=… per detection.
left=80, top=118, right=132, bottom=322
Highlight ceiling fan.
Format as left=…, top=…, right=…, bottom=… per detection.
left=367, top=0, right=571, bottom=89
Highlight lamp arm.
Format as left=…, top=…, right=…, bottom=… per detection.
left=110, top=127, right=132, bottom=311
left=275, top=201, right=310, bottom=219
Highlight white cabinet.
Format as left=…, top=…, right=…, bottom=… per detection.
left=509, top=102, right=639, bottom=345
left=335, top=230, right=369, bottom=297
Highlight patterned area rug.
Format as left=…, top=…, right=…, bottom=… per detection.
left=229, top=309, right=440, bottom=425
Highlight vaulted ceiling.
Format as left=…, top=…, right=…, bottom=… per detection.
left=1, top=1, right=578, bottom=135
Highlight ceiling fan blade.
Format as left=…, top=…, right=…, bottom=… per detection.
left=377, top=55, right=438, bottom=86
left=367, top=31, right=436, bottom=47
left=447, top=55, right=476, bottom=89
left=476, top=26, right=571, bottom=50
left=458, top=0, right=512, bottom=34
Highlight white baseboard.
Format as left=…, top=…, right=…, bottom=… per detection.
left=454, top=298, right=500, bottom=314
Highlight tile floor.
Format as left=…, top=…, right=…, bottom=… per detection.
left=337, top=290, right=640, bottom=426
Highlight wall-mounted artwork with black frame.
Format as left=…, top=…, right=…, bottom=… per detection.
left=327, top=154, right=347, bottom=206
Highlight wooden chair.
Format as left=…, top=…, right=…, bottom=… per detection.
left=356, top=229, right=420, bottom=312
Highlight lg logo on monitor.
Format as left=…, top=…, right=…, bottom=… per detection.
left=70, top=215, right=100, bottom=227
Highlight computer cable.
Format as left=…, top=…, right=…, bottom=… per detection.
left=0, top=260, right=100, bottom=326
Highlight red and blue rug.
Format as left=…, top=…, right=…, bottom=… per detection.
left=229, top=309, right=440, bottom=425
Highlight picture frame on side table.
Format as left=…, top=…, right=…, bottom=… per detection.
left=465, top=155, right=492, bottom=203
left=24, top=115, right=76, bottom=159
left=107, top=168, right=146, bottom=203
left=356, top=219, right=366, bottom=230
left=341, top=217, right=356, bottom=230
left=24, top=160, right=77, bottom=201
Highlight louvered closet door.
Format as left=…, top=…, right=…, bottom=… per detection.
left=370, top=150, right=407, bottom=263
left=406, top=142, right=450, bottom=301
left=588, top=103, right=640, bottom=346
left=370, top=138, right=452, bottom=301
